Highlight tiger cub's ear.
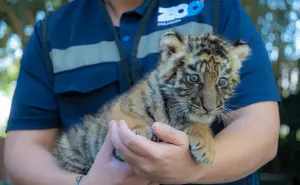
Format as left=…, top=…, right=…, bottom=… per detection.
left=230, top=39, right=251, bottom=72
left=159, top=29, right=185, bottom=57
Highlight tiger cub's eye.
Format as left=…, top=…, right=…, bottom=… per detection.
left=218, top=77, right=228, bottom=88
left=187, top=74, right=200, bottom=84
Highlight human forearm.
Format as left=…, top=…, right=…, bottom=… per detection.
left=5, top=144, right=80, bottom=185
left=4, top=127, right=151, bottom=185
left=193, top=102, right=280, bottom=184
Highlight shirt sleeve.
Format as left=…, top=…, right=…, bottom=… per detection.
left=6, top=20, right=61, bottom=132
left=219, top=0, right=282, bottom=110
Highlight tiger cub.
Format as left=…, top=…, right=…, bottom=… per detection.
left=52, top=30, right=250, bottom=174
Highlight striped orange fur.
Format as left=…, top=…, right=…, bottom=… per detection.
left=52, top=29, right=250, bottom=174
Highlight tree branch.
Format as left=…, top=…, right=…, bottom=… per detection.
left=0, top=1, right=26, bottom=48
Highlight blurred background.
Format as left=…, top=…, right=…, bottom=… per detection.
left=0, top=0, right=300, bottom=184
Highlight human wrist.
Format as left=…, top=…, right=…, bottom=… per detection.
left=79, top=171, right=108, bottom=185
left=77, top=175, right=93, bottom=185
left=0, top=179, right=11, bottom=185
left=187, top=165, right=208, bottom=184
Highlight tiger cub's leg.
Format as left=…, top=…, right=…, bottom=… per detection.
left=112, top=102, right=159, bottom=142
left=126, top=118, right=161, bottom=142
left=113, top=117, right=159, bottom=161
left=184, top=124, right=215, bottom=165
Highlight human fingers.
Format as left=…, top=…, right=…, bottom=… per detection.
left=98, top=121, right=116, bottom=160
left=152, top=122, right=189, bottom=147
left=110, top=121, right=145, bottom=166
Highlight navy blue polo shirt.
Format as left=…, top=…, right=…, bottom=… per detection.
left=7, top=0, right=281, bottom=185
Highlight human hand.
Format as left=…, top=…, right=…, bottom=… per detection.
left=111, top=120, right=200, bottom=184
left=81, top=122, right=158, bottom=185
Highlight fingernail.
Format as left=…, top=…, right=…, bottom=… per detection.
left=110, top=120, right=118, bottom=129
left=120, top=120, right=127, bottom=127
left=153, top=122, right=161, bottom=128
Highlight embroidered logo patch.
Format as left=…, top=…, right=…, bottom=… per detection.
left=157, top=0, right=204, bottom=26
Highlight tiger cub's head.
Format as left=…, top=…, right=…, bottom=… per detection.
left=157, top=30, right=250, bottom=124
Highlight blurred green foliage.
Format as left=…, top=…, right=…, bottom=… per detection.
left=0, top=0, right=68, bottom=95
left=0, top=0, right=68, bottom=137
left=0, top=59, right=19, bottom=95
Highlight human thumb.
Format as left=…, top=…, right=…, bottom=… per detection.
left=98, top=121, right=115, bottom=160
left=152, top=122, right=189, bottom=146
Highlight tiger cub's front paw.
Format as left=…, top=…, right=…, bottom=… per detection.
left=114, top=126, right=159, bottom=162
left=188, top=131, right=215, bottom=165
left=132, top=126, right=161, bottom=142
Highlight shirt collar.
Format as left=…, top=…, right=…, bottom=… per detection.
left=126, top=0, right=152, bottom=16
